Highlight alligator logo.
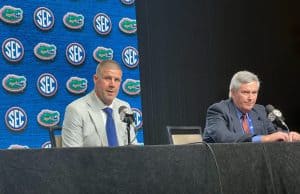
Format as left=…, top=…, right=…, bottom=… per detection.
left=5, top=106, right=27, bottom=132
left=34, top=42, right=57, bottom=60
left=2, top=37, right=24, bottom=63
left=119, top=18, right=137, bottom=34
left=2, top=74, right=27, bottom=93
left=122, top=46, right=139, bottom=68
left=93, top=13, right=112, bottom=35
left=93, top=46, right=113, bottom=62
left=66, top=77, right=88, bottom=94
left=122, top=79, right=140, bottom=95
left=34, top=7, right=55, bottom=31
left=66, top=42, right=86, bottom=66
left=120, top=0, right=135, bottom=5
left=63, top=12, right=84, bottom=30
left=0, top=5, right=23, bottom=24
left=37, top=109, right=60, bottom=127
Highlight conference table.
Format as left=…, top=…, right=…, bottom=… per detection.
left=0, top=142, right=299, bottom=194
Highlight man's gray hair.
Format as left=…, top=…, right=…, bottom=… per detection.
left=229, top=70, right=260, bottom=98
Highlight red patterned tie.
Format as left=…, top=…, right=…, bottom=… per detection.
left=241, top=114, right=250, bottom=134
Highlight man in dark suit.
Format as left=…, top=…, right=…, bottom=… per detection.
left=203, top=70, right=300, bottom=143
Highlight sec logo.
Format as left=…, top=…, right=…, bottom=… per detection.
left=2, top=38, right=24, bottom=63
left=93, top=13, right=112, bottom=35
left=37, top=73, right=58, bottom=97
left=33, top=7, right=55, bottom=31
left=132, top=108, right=143, bottom=129
left=5, top=106, right=27, bottom=132
left=122, top=46, right=139, bottom=68
left=66, top=43, right=85, bottom=66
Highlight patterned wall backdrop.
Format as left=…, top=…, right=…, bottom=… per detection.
left=0, top=0, right=143, bottom=149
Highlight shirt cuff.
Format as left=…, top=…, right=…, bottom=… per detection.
left=252, top=135, right=262, bottom=142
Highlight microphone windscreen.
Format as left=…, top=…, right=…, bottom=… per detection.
left=118, top=106, right=127, bottom=114
left=265, top=104, right=275, bottom=113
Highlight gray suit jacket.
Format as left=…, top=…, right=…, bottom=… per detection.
left=203, top=99, right=277, bottom=143
left=62, top=90, right=136, bottom=147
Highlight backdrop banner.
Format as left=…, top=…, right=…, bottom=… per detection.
left=0, top=0, right=143, bottom=149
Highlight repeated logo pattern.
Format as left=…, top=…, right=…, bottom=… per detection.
left=0, top=1, right=142, bottom=149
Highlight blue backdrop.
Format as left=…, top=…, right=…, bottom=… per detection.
left=0, top=0, right=143, bottom=148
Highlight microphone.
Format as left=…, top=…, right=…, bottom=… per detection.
left=265, top=104, right=289, bottom=132
left=118, top=106, right=135, bottom=145
left=118, top=106, right=134, bottom=124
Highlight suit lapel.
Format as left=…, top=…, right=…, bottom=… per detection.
left=86, top=91, right=108, bottom=146
left=228, top=100, right=243, bottom=133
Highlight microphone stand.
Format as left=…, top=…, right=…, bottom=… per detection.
left=126, top=122, right=131, bottom=145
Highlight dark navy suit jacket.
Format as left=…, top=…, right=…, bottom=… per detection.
left=203, top=99, right=277, bottom=143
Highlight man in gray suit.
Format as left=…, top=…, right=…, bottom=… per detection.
left=62, top=60, right=136, bottom=147
left=203, top=70, right=300, bottom=143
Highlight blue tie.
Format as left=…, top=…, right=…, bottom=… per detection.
left=103, top=107, right=118, bottom=147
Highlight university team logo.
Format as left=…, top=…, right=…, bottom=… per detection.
left=2, top=38, right=24, bottom=63
left=66, top=76, right=88, bottom=94
left=122, top=46, right=139, bottom=68
left=132, top=108, right=143, bottom=129
left=41, top=141, right=52, bottom=148
left=93, top=46, right=113, bottom=62
left=0, top=5, right=23, bottom=24
left=33, top=7, right=55, bottom=31
left=5, top=106, right=27, bottom=132
left=63, top=12, right=84, bottom=30
left=2, top=74, right=27, bottom=93
left=119, top=18, right=137, bottom=34
left=37, top=73, right=58, bottom=97
left=93, top=13, right=112, bottom=35
left=66, top=43, right=85, bottom=66
left=120, top=0, right=135, bottom=5
left=34, top=42, right=57, bottom=60
left=122, top=79, right=140, bottom=95
left=37, top=109, right=60, bottom=127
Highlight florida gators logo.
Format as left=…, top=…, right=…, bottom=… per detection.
left=122, top=79, right=140, bottom=95
left=33, top=7, right=54, bottom=31
left=93, top=46, right=113, bottom=62
left=37, top=73, right=58, bottom=97
left=122, top=46, right=139, bottom=68
left=66, top=77, right=88, bottom=94
left=119, top=18, right=137, bottom=34
left=120, top=0, right=135, bottom=5
left=66, top=43, right=85, bottom=66
left=5, top=106, right=27, bottom=132
left=37, top=109, right=60, bottom=127
left=2, top=74, right=27, bottom=93
left=2, top=38, right=24, bottom=63
left=34, top=42, right=57, bottom=60
left=93, top=13, right=112, bottom=35
left=63, top=12, right=84, bottom=30
left=0, top=5, right=23, bottom=24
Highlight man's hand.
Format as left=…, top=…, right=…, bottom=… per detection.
left=288, top=131, right=300, bottom=142
left=261, top=131, right=289, bottom=142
